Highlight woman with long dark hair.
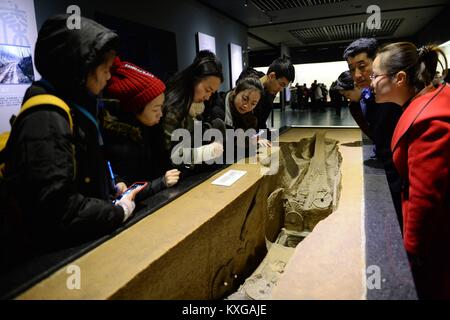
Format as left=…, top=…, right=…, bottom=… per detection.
left=204, top=77, right=266, bottom=162
left=205, top=77, right=263, bottom=131
left=371, top=42, right=449, bottom=299
left=161, top=50, right=224, bottom=166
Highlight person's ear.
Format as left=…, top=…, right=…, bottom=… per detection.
left=268, top=72, right=277, bottom=80
left=395, top=71, right=407, bottom=87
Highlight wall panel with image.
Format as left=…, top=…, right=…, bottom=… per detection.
left=0, top=0, right=39, bottom=132
left=0, top=44, right=34, bottom=85
left=229, top=43, right=243, bottom=88
left=196, top=32, right=216, bottom=54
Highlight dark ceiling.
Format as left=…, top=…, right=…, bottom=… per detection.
left=199, top=0, right=450, bottom=65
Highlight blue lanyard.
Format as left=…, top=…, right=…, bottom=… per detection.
left=38, top=78, right=104, bottom=145
left=72, top=102, right=118, bottom=191
left=71, top=102, right=104, bottom=146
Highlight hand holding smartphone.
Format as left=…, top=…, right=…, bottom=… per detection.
left=114, top=182, right=148, bottom=202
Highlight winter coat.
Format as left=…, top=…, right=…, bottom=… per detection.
left=253, top=89, right=275, bottom=131
left=0, top=15, right=124, bottom=270
left=101, top=102, right=170, bottom=200
left=392, top=83, right=450, bottom=299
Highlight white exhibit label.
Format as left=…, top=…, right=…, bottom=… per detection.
left=211, top=170, right=247, bottom=187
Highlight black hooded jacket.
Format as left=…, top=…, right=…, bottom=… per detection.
left=0, top=15, right=124, bottom=270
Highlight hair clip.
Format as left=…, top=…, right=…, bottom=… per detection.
left=417, top=46, right=430, bottom=57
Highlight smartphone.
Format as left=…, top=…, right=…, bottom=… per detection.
left=251, top=130, right=265, bottom=139
left=115, top=182, right=148, bottom=201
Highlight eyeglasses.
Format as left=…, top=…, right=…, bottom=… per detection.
left=369, top=72, right=394, bottom=81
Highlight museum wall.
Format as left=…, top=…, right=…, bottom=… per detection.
left=33, top=0, right=248, bottom=91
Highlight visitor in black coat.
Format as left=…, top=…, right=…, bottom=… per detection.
left=343, top=38, right=403, bottom=226
left=237, top=58, right=294, bottom=136
left=0, top=15, right=143, bottom=271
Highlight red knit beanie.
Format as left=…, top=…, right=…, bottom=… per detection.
left=106, top=57, right=166, bottom=114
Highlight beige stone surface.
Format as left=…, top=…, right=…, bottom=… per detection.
left=18, top=162, right=267, bottom=300
left=272, top=128, right=366, bottom=300
left=17, top=128, right=365, bottom=300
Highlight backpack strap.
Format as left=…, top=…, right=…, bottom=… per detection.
left=18, top=94, right=73, bottom=133
left=0, top=95, right=74, bottom=177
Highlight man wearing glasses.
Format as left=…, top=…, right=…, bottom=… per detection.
left=344, top=37, right=403, bottom=227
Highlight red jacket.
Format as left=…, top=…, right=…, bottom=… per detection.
left=392, top=83, right=450, bottom=299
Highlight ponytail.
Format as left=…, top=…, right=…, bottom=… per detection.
left=416, top=45, right=448, bottom=88
left=378, top=42, right=448, bottom=93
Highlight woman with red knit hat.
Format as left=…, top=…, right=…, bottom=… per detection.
left=102, top=57, right=180, bottom=199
